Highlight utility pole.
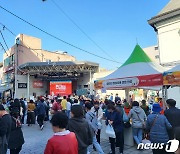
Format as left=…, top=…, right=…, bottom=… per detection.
left=14, top=37, right=20, bottom=98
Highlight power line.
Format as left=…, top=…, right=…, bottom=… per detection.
left=51, top=0, right=118, bottom=62
left=0, top=42, right=8, bottom=56
left=0, top=30, right=9, bottom=51
left=0, top=5, right=121, bottom=64
left=0, top=22, right=16, bottom=36
left=0, top=23, right=49, bottom=62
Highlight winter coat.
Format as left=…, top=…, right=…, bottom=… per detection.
left=0, top=114, right=12, bottom=154
left=8, top=117, right=24, bottom=149
left=164, top=107, right=180, bottom=139
left=85, top=111, right=98, bottom=133
left=105, top=110, right=124, bottom=133
left=140, top=105, right=150, bottom=115
left=36, top=102, right=46, bottom=115
left=146, top=113, right=172, bottom=143
left=67, top=118, right=93, bottom=153
left=91, top=107, right=103, bottom=129
left=128, top=106, right=147, bottom=128
left=164, top=107, right=180, bottom=128
left=9, top=102, right=21, bottom=114
left=20, top=100, right=26, bottom=114
left=44, top=130, right=78, bottom=154
left=28, top=103, right=36, bottom=112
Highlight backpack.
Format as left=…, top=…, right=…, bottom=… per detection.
left=87, top=112, right=98, bottom=132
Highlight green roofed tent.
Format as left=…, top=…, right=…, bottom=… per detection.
left=121, top=45, right=152, bottom=67
left=102, top=45, right=165, bottom=89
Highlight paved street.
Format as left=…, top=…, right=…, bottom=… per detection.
left=8, top=121, right=153, bottom=154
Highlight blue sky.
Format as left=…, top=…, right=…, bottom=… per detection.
left=0, top=0, right=169, bottom=70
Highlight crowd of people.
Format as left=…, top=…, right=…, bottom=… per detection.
left=0, top=94, right=180, bottom=154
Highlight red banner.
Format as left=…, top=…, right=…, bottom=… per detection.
left=50, top=81, right=72, bottom=96
left=33, top=81, right=43, bottom=88
left=104, top=74, right=163, bottom=89
left=138, top=74, right=163, bottom=87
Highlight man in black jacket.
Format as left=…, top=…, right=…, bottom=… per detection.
left=115, top=94, right=121, bottom=104
left=67, top=105, right=93, bottom=154
left=165, top=99, right=180, bottom=139
left=0, top=104, right=12, bottom=154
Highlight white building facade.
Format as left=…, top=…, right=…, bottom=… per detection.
left=148, top=0, right=180, bottom=108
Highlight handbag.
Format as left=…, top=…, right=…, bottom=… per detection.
left=105, top=124, right=116, bottom=138
left=124, top=121, right=131, bottom=128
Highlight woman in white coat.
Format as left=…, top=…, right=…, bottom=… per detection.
left=91, top=101, right=103, bottom=144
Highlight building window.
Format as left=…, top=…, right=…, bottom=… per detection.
left=4, top=58, right=10, bottom=67
left=154, top=46, right=158, bottom=50
left=4, top=54, right=15, bottom=67
left=155, top=55, right=159, bottom=59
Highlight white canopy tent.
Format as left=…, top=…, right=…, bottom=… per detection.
left=101, top=45, right=165, bottom=91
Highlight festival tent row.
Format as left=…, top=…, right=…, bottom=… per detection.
left=94, top=45, right=165, bottom=93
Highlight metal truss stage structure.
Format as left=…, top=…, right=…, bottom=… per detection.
left=19, top=61, right=99, bottom=79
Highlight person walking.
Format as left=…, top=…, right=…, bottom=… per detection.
left=9, top=99, right=21, bottom=116
left=0, top=104, right=12, bottom=154
left=51, top=98, right=62, bottom=114
left=66, top=98, right=71, bottom=118
left=8, top=108, right=24, bottom=154
left=36, top=99, right=46, bottom=130
left=109, top=93, right=114, bottom=102
left=91, top=101, right=103, bottom=145
left=115, top=94, right=121, bottom=104
left=44, top=112, right=78, bottom=154
left=61, top=96, right=67, bottom=113
left=44, top=99, right=50, bottom=121
left=164, top=99, right=180, bottom=139
left=140, top=100, right=150, bottom=116
left=105, top=104, right=124, bottom=154
left=27, top=100, right=36, bottom=126
left=67, top=105, right=93, bottom=154
left=20, top=98, right=26, bottom=125
left=146, top=103, right=172, bottom=154
left=128, top=101, right=147, bottom=145
left=123, top=99, right=131, bottom=115
left=85, top=102, right=104, bottom=154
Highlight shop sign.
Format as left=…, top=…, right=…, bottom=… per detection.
left=163, top=71, right=180, bottom=85
left=33, top=81, right=43, bottom=88
left=18, top=83, right=27, bottom=88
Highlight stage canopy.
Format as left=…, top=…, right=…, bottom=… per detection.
left=18, top=61, right=99, bottom=80
left=163, top=64, right=180, bottom=85
left=100, top=45, right=165, bottom=90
